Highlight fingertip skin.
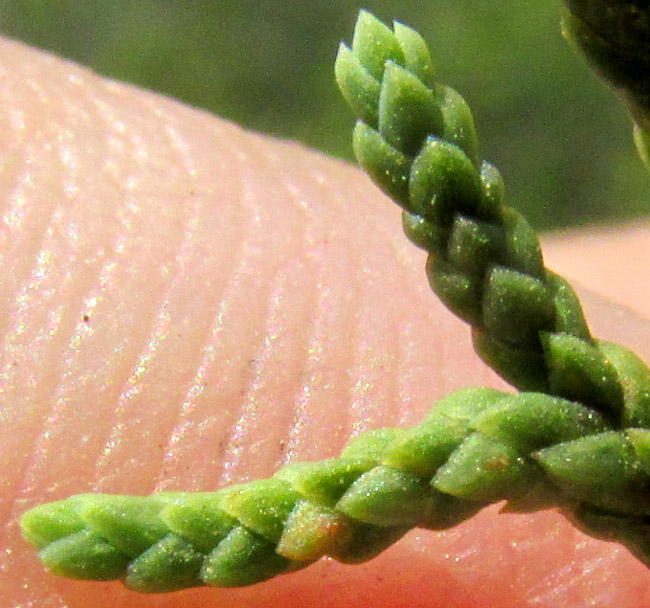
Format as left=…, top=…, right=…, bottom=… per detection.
left=6, top=3, right=643, bottom=606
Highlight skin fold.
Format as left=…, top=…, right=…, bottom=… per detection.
left=2, top=37, right=650, bottom=608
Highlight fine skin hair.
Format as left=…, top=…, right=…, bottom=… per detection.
left=3, top=36, right=650, bottom=607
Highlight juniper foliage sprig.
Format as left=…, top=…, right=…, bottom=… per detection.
left=20, top=9, right=650, bottom=593
left=21, top=387, right=650, bottom=592
left=335, top=10, right=647, bottom=417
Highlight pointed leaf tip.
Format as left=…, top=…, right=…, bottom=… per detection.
left=352, top=10, right=404, bottom=81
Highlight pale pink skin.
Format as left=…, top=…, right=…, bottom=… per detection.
left=2, top=38, right=650, bottom=607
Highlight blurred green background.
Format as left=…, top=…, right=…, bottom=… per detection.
left=0, top=0, right=647, bottom=229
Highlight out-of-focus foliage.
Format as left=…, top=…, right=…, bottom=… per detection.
left=0, top=0, right=647, bottom=229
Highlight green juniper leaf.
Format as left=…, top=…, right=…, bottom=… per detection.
left=352, top=121, right=411, bottom=205
left=378, top=61, right=444, bottom=156
left=21, top=379, right=650, bottom=590
left=546, top=271, right=592, bottom=341
left=161, top=493, right=238, bottom=554
left=382, top=415, right=479, bottom=478
left=328, top=523, right=409, bottom=564
left=401, top=210, right=446, bottom=251
left=424, top=386, right=511, bottom=422
left=446, top=215, right=505, bottom=277
left=39, top=530, right=130, bottom=581
left=409, top=137, right=483, bottom=223
left=21, top=496, right=86, bottom=549
left=500, top=207, right=545, bottom=280
left=436, top=84, right=480, bottom=167
left=634, top=122, right=650, bottom=171
left=275, top=459, right=375, bottom=507
left=393, top=21, right=435, bottom=85
left=561, top=2, right=650, bottom=91
left=482, top=266, right=555, bottom=347
left=126, top=535, right=205, bottom=593
left=535, top=431, right=650, bottom=516
left=471, top=393, right=608, bottom=454
left=477, top=161, right=505, bottom=221
left=340, top=427, right=401, bottom=460
left=201, top=526, right=290, bottom=587
left=433, top=433, right=534, bottom=502
left=336, top=465, right=432, bottom=526
left=563, top=0, right=650, bottom=50
left=627, top=428, right=650, bottom=476
left=352, top=9, right=404, bottom=80
left=219, top=479, right=301, bottom=543
left=542, top=333, right=625, bottom=420
left=335, top=44, right=382, bottom=127
left=77, top=495, right=172, bottom=558
left=426, top=255, right=483, bottom=325
left=472, top=329, right=550, bottom=392
left=600, top=341, right=650, bottom=427
left=277, top=500, right=352, bottom=561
